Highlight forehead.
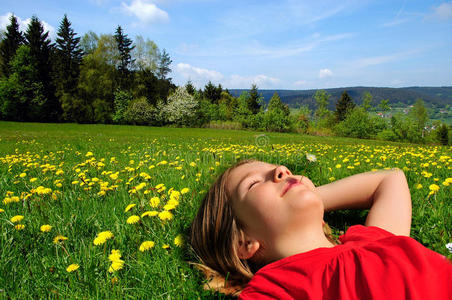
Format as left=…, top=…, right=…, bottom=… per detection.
left=226, top=161, right=275, bottom=198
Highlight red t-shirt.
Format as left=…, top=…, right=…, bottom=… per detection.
left=239, top=225, right=452, bottom=300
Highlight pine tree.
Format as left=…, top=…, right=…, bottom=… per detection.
left=335, top=91, right=355, bottom=122
left=0, top=14, right=25, bottom=77
left=157, top=49, right=172, bottom=80
left=25, top=16, right=60, bottom=121
left=114, top=25, right=135, bottom=89
left=247, top=84, right=262, bottom=114
left=54, top=15, right=83, bottom=121
left=267, top=92, right=289, bottom=116
left=185, top=80, right=195, bottom=95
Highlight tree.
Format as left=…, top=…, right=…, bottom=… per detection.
left=335, top=91, right=355, bottom=122
left=0, top=14, right=25, bottom=77
left=410, top=98, right=428, bottom=137
left=378, top=99, right=391, bottom=116
left=185, top=80, right=195, bottom=96
left=114, top=25, right=135, bottom=89
left=161, top=86, right=198, bottom=126
left=313, top=90, right=330, bottom=119
left=157, top=49, right=172, bottom=80
left=247, top=84, right=262, bottom=114
left=203, top=81, right=222, bottom=103
left=54, top=14, right=83, bottom=121
left=267, top=92, right=289, bottom=116
left=436, top=123, right=449, bottom=145
left=361, top=92, right=373, bottom=112
left=80, top=31, right=99, bottom=55
left=25, top=16, right=60, bottom=121
left=132, top=35, right=159, bottom=73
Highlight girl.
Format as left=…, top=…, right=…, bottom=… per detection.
left=190, top=159, right=451, bottom=299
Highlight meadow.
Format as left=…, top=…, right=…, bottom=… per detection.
left=0, top=121, right=451, bottom=299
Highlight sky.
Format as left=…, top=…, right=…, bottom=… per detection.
left=1, top=0, right=452, bottom=89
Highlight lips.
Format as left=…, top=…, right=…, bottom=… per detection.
left=281, top=178, right=301, bottom=197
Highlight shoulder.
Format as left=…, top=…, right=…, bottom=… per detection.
left=339, top=225, right=395, bottom=244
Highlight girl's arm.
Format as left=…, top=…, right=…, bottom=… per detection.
left=315, top=169, right=412, bottom=236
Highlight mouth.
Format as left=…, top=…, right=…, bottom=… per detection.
left=281, top=178, right=301, bottom=197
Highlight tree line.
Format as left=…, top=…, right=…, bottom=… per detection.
left=0, top=14, right=449, bottom=145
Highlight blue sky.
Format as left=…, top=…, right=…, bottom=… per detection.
left=1, top=0, right=451, bottom=89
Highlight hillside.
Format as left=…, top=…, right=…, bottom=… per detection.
left=229, top=86, right=452, bottom=110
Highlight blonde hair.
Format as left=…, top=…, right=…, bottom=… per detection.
left=189, top=159, right=336, bottom=296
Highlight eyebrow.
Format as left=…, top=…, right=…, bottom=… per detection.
left=236, top=164, right=277, bottom=197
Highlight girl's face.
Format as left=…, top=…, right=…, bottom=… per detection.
left=226, top=161, right=324, bottom=246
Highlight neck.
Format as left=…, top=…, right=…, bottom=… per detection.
left=267, top=224, right=336, bottom=262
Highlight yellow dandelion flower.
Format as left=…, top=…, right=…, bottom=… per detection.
left=170, top=190, right=180, bottom=201
left=155, top=183, right=165, bottom=189
left=93, top=231, right=114, bottom=245
left=124, top=203, right=136, bottom=212
left=149, top=197, right=160, bottom=207
left=415, top=184, right=423, bottom=189
left=181, top=188, right=189, bottom=194
left=141, top=211, right=158, bottom=218
left=40, top=224, right=52, bottom=232
left=139, top=241, right=155, bottom=252
left=335, top=164, right=342, bottom=169
left=190, top=162, right=197, bottom=167
left=174, top=234, right=184, bottom=247
left=329, top=177, right=335, bottom=181
left=30, top=177, right=37, bottom=182
left=15, top=224, right=25, bottom=230
left=162, top=244, right=170, bottom=249
left=158, top=211, right=173, bottom=221
left=53, top=235, right=68, bottom=244
left=0, top=208, right=4, bottom=213
left=109, top=249, right=122, bottom=261
left=66, top=264, right=80, bottom=272
left=19, top=172, right=27, bottom=178
left=429, top=184, right=440, bottom=193
left=126, top=215, right=140, bottom=224
left=135, top=182, right=146, bottom=191
left=85, top=151, right=93, bottom=157
left=108, top=261, right=124, bottom=273
left=10, top=215, right=24, bottom=223
left=163, top=204, right=176, bottom=211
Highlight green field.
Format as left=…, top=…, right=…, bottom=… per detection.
left=0, top=121, right=451, bottom=298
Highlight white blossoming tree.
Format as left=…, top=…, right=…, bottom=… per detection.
left=161, top=86, right=198, bottom=126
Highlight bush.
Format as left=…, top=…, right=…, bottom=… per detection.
left=113, top=90, right=133, bottom=124
left=161, top=87, right=198, bottom=126
left=376, top=129, right=398, bottom=142
left=334, top=107, right=374, bottom=139
left=203, top=120, right=242, bottom=130
left=436, top=123, right=449, bottom=145
left=124, top=97, right=155, bottom=125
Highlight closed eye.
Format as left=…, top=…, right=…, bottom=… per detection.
left=249, top=180, right=259, bottom=190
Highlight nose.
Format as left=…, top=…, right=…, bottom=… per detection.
left=274, top=165, right=292, bottom=182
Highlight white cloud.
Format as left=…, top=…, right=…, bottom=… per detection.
left=352, top=50, right=420, bottom=68
left=0, top=13, right=55, bottom=38
left=432, top=2, right=452, bottom=20
left=319, top=69, right=333, bottom=78
left=121, top=0, right=169, bottom=24
left=381, top=18, right=410, bottom=28
left=175, top=62, right=280, bottom=88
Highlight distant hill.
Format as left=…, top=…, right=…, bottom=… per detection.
left=228, top=86, right=452, bottom=110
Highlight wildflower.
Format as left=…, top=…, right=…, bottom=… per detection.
left=126, top=215, right=140, bottom=224
left=109, top=249, right=122, bottom=262
left=429, top=184, right=440, bottom=193
left=30, top=177, right=37, bottom=182
left=72, top=180, right=79, bottom=185
left=0, top=208, right=4, bottom=213
left=111, top=277, right=119, bottom=284
left=181, top=188, right=189, bottom=194
left=174, top=234, right=184, bottom=247
left=135, top=182, right=146, bottom=191
left=19, top=172, right=27, bottom=178
left=335, top=164, right=342, bottom=169
left=15, top=224, right=25, bottom=230
left=155, top=183, right=165, bottom=189
left=163, top=204, right=176, bottom=211
left=139, top=241, right=155, bottom=252
left=162, top=244, right=170, bottom=249
left=40, top=224, right=53, bottom=232
left=306, top=153, right=317, bottom=162
left=53, top=235, right=68, bottom=244
left=329, top=177, right=335, bottom=182
left=108, top=249, right=124, bottom=273
left=169, top=190, right=180, bottom=201
left=158, top=211, right=173, bottom=221
left=415, top=184, right=423, bottom=189
left=190, top=162, right=197, bottom=167
left=124, top=203, right=136, bottom=212
left=446, top=243, right=452, bottom=254
left=85, top=151, right=93, bottom=157
left=93, top=231, right=114, bottom=245
left=141, top=211, right=158, bottom=218
left=109, top=173, right=119, bottom=180
left=149, top=197, right=160, bottom=207
left=66, top=264, right=80, bottom=273
left=10, top=215, right=24, bottom=223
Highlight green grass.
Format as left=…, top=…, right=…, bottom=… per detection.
left=0, top=121, right=451, bottom=298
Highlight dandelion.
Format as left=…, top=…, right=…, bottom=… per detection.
left=162, top=244, right=170, bottom=249
left=40, top=224, right=53, bottom=232
left=415, top=184, right=423, bottom=189
left=306, top=153, right=317, bottom=162
left=53, top=235, right=68, bottom=244
left=0, top=208, right=4, bottom=213
left=135, top=182, right=146, bottom=191
left=139, top=241, right=155, bottom=252
left=141, top=211, right=158, bottom=218
left=149, top=197, right=160, bottom=207
left=335, top=164, right=342, bottom=169
left=108, top=249, right=124, bottom=273
left=30, top=177, right=37, bottom=182
left=109, top=172, right=119, bottom=180
left=429, top=184, right=440, bottom=193
left=174, top=234, right=184, bottom=247
left=126, top=215, right=140, bottom=224
left=19, top=172, right=27, bottom=178
left=10, top=215, right=24, bottom=223
left=124, top=203, right=136, bottom=212
left=66, top=264, right=80, bottom=272
left=85, top=151, right=93, bottom=157
left=155, top=183, right=165, bottom=189
left=158, top=211, right=173, bottom=221
left=15, top=224, right=25, bottom=230
left=190, top=162, right=197, bottom=167
left=181, top=188, right=190, bottom=194
left=93, top=231, right=114, bottom=245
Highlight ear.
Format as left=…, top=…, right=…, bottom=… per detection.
left=236, top=236, right=260, bottom=260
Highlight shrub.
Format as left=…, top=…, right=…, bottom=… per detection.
left=203, top=120, right=242, bottom=130
left=124, top=97, right=155, bottom=125
left=161, top=87, right=198, bottom=126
